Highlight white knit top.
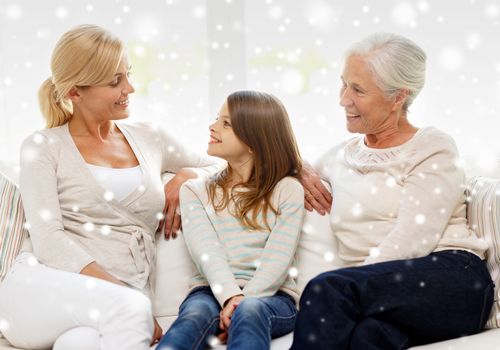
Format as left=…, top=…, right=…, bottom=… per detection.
left=315, top=127, right=488, bottom=266
left=87, top=164, right=142, bottom=202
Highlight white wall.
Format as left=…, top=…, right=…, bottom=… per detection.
left=1, top=0, right=499, bottom=175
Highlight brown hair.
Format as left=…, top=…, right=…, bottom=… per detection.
left=39, top=24, right=125, bottom=128
left=208, top=91, right=302, bottom=231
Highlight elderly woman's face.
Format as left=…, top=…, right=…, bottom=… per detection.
left=339, top=55, right=399, bottom=135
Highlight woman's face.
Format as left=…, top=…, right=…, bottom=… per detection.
left=339, top=55, right=399, bottom=135
left=73, top=58, right=135, bottom=122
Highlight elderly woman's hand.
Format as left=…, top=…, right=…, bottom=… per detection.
left=298, top=162, right=332, bottom=215
left=158, top=168, right=198, bottom=240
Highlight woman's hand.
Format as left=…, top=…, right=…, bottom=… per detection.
left=157, top=168, right=198, bottom=240
left=298, top=162, right=332, bottom=215
left=217, top=294, right=245, bottom=342
left=151, top=318, right=163, bottom=345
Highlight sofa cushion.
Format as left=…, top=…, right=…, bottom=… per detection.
left=295, top=184, right=344, bottom=291
left=466, top=176, right=500, bottom=328
left=153, top=232, right=197, bottom=316
left=0, top=171, right=28, bottom=282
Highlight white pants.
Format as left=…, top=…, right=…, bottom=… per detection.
left=0, top=253, right=154, bottom=350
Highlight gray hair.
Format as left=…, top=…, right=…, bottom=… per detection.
left=346, top=32, right=426, bottom=112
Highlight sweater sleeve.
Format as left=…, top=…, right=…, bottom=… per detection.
left=363, top=134, right=465, bottom=265
left=179, top=182, right=242, bottom=306
left=242, top=178, right=304, bottom=298
left=19, top=133, right=95, bottom=273
left=157, top=126, right=224, bottom=177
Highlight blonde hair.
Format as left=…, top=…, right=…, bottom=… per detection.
left=39, top=24, right=125, bottom=128
left=208, top=91, right=302, bottom=231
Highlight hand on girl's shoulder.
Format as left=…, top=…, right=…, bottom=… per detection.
left=272, top=176, right=305, bottom=204
left=276, top=176, right=303, bottom=189
left=179, top=175, right=210, bottom=201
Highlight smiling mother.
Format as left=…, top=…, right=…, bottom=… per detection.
left=294, top=33, right=494, bottom=349
left=0, top=24, right=217, bottom=350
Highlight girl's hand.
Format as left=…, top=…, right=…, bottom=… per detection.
left=298, top=162, right=332, bottom=215
left=151, top=318, right=163, bottom=345
left=219, top=295, right=244, bottom=333
left=157, top=168, right=198, bottom=240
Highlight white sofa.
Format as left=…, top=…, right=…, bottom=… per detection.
left=1, top=164, right=499, bottom=350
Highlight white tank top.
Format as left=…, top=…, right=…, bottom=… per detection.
left=87, top=163, right=142, bottom=201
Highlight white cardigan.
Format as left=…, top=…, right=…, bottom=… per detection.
left=19, top=121, right=217, bottom=292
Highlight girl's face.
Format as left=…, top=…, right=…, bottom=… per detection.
left=72, top=58, right=135, bottom=122
left=208, top=101, right=252, bottom=163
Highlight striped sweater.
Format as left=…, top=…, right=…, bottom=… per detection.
left=179, top=176, right=305, bottom=306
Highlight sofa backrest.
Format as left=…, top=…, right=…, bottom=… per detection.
left=465, top=176, right=500, bottom=328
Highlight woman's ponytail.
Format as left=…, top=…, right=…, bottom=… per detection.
left=38, top=77, right=72, bottom=128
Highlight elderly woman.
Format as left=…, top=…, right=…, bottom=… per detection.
left=292, top=33, right=494, bottom=349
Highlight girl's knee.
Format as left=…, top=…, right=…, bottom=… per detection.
left=232, top=298, right=265, bottom=319
left=180, top=297, right=219, bottom=319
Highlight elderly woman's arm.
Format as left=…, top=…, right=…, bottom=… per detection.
left=298, top=146, right=338, bottom=215
left=363, top=135, right=466, bottom=265
left=298, top=162, right=332, bottom=215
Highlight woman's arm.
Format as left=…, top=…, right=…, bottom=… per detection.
left=242, top=178, right=305, bottom=298
left=179, top=182, right=242, bottom=307
left=157, top=126, right=223, bottom=175
left=298, top=161, right=332, bottom=215
left=19, top=133, right=95, bottom=273
left=156, top=126, right=224, bottom=238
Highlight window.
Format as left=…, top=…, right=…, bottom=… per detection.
left=1, top=0, right=499, bottom=174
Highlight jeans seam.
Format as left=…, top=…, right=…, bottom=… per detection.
left=266, top=313, right=296, bottom=340
left=375, top=320, right=408, bottom=350
left=477, top=283, right=495, bottom=332
left=268, top=314, right=297, bottom=322
left=191, top=317, right=219, bottom=350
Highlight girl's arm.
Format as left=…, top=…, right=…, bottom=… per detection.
left=179, top=182, right=242, bottom=307
left=242, top=178, right=305, bottom=298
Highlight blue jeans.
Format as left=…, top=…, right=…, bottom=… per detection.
left=157, top=286, right=297, bottom=350
left=290, top=250, right=494, bottom=350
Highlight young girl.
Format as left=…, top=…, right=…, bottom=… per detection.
left=157, top=91, right=304, bottom=350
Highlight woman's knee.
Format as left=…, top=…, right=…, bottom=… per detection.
left=115, top=288, right=153, bottom=322
left=53, top=326, right=100, bottom=350
left=304, top=270, right=350, bottom=296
